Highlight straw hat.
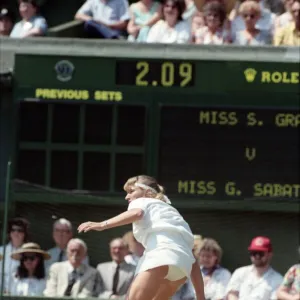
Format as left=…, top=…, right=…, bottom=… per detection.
left=11, top=242, right=50, bottom=260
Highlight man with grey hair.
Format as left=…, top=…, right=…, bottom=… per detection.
left=44, top=238, right=99, bottom=297
left=45, top=218, right=89, bottom=271
left=96, top=237, right=135, bottom=299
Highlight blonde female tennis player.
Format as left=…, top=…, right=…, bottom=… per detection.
left=78, top=175, right=205, bottom=300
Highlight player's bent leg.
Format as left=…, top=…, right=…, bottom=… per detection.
left=127, top=265, right=169, bottom=300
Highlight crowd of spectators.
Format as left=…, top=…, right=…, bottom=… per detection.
left=0, top=217, right=299, bottom=300
left=0, top=0, right=299, bottom=46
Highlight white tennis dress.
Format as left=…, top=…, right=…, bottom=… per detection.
left=128, top=197, right=195, bottom=278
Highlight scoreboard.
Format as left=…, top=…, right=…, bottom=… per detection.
left=14, top=53, right=300, bottom=203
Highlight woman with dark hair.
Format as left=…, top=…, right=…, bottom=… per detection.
left=10, top=0, right=47, bottom=38
left=194, top=1, right=231, bottom=44
left=9, top=243, right=50, bottom=296
left=147, top=0, right=191, bottom=43
left=0, top=217, right=29, bottom=293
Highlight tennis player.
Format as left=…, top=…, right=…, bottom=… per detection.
left=78, top=175, right=205, bottom=300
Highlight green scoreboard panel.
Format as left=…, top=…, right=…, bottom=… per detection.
left=14, top=54, right=300, bottom=202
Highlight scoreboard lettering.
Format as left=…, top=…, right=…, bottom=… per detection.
left=159, top=107, right=299, bottom=200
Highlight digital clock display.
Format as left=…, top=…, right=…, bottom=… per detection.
left=116, top=60, right=195, bottom=87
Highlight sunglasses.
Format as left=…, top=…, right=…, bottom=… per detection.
left=249, top=251, right=266, bottom=258
left=11, top=227, right=24, bottom=233
left=22, top=255, right=38, bottom=261
left=243, top=13, right=257, bottom=19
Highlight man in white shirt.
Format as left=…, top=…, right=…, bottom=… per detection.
left=226, top=236, right=283, bottom=300
left=45, top=218, right=89, bottom=272
left=75, top=0, right=130, bottom=39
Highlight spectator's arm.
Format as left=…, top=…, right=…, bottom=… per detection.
left=276, top=286, right=296, bottom=300
left=75, top=0, right=93, bottom=21
left=107, top=20, right=129, bottom=31
left=127, top=5, right=140, bottom=36
left=190, top=261, right=205, bottom=300
left=22, top=17, right=47, bottom=37
left=144, top=4, right=162, bottom=27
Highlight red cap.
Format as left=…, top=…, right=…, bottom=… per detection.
left=248, top=236, right=272, bottom=252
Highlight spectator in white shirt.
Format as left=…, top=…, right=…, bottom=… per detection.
left=10, top=0, right=47, bottom=38
left=226, top=236, right=283, bottom=300
left=147, top=0, right=191, bottom=43
left=75, top=0, right=130, bottom=39
left=9, top=243, right=50, bottom=296
left=197, top=238, right=231, bottom=300
left=231, top=0, right=275, bottom=35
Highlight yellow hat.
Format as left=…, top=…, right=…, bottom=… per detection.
left=11, top=242, right=50, bottom=260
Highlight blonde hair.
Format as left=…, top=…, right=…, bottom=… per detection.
left=197, top=238, right=223, bottom=264
left=239, top=0, right=261, bottom=17
left=123, top=175, right=166, bottom=201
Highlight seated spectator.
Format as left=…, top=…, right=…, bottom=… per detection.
left=197, top=238, right=231, bottom=300
left=75, top=0, right=130, bottom=39
left=191, top=11, right=205, bottom=41
left=96, top=237, right=135, bottom=299
left=226, top=236, right=283, bottom=300
left=194, top=1, right=232, bottom=44
left=127, top=0, right=162, bottom=42
left=231, top=0, right=275, bottom=35
left=0, top=7, right=14, bottom=36
left=9, top=243, right=50, bottom=296
left=147, top=0, right=191, bottom=43
left=275, top=0, right=296, bottom=30
left=45, top=218, right=89, bottom=272
left=44, top=238, right=98, bottom=298
left=123, top=231, right=144, bottom=266
left=276, top=247, right=300, bottom=300
left=0, top=217, right=29, bottom=294
left=10, top=0, right=47, bottom=38
left=232, top=1, right=272, bottom=45
left=274, top=0, right=300, bottom=46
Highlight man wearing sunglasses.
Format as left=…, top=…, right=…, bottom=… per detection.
left=226, top=236, right=283, bottom=300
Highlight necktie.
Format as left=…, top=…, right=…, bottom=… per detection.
left=58, top=249, right=64, bottom=262
left=64, top=270, right=77, bottom=296
left=112, top=264, right=120, bottom=295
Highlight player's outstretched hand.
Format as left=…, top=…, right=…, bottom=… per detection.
left=78, top=221, right=102, bottom=233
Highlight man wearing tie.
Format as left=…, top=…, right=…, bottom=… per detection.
left=44, top=238, right=98, bottom=297
left=96, top=238, right=135, bottom=299
left=45, top=218, right=89, bottom=272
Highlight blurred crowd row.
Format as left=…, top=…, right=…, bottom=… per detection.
left=0, top=217, right=299, bottom=300
left=0, top=0, right=299, bottom=46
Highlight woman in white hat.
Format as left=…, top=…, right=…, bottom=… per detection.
left=9, top=242, right=50, bottom=296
